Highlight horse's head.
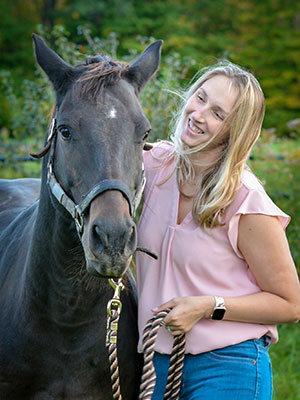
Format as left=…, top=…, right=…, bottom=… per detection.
left=32, top=34, right=162, bottom=278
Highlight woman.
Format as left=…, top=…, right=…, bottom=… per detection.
left=136, top=61, right=300, bottom=399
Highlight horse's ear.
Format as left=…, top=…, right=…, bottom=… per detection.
left=125, top=40, right=163, bottom=95
left=32, top=34, right=76, bottom=94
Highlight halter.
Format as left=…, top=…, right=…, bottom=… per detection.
left=46, top=117, right=146, bottom=235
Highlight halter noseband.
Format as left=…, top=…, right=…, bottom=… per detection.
left=46, top=117, right=145, bottom=235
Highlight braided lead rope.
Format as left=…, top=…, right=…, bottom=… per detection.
left=163, top=333, right=185, bottom=400
left=139, top=310, right=186, bottom=400
left=106, top=278, right=125, bottom=400
left=106, top=307, right=122, bottom=400
left=139, top=314, right=161, bottom=399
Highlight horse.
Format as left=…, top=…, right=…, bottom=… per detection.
left=0, top=34, right=162, bottom=399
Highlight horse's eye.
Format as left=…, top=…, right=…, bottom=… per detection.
left=58, top=126, right=72, bottom=141
left=143, top=129, right=151, bottom=141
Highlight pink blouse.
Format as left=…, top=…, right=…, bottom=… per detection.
left=136, top=142, right=290, bottom=355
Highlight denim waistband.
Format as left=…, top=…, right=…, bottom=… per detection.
left=253, top=335, right=271, bottom=350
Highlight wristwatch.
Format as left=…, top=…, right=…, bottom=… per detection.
left=210, top=296, right=226, bottom=320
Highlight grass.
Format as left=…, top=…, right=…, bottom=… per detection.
left=0, top=160, right=41, bottom=179
left=249, top=132, right=300, bottom=399
left=1, top=133, right=300, bottom=398
left=249, top=132, right=300, bottom=270
left=271, top=324, right=300, bottom=399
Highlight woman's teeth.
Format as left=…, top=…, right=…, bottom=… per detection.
left=189, top=120, right=204, bottom=134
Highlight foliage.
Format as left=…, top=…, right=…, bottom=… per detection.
left=0, top=0, right=37, bottom=75
left=225, top=0, right=300, bottom=134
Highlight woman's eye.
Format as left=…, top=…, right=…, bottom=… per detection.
left=58, top=126, right=72, bottom=140
left=215, top=112, right=224, bottom=121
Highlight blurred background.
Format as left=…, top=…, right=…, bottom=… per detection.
left=0, top=1, right=299, bottom=398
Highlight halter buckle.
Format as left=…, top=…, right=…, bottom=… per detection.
left=74, top=206, right=84, bottom=234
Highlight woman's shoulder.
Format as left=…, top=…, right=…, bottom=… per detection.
left=231, top=168, right=270, bottom=211
left=143, top=141, right=175, bottom=168
left=142, top=141, right=176, bottom=197
left=226, top=168, right=290, bottom=227
left=148, top=140, right=174, bottom=157
left=226, top=168, right=290, bottom=258
left=240, top=168, right=265, bottom=192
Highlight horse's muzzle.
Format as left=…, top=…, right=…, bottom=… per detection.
left=82, top=214, right=137, bottom=278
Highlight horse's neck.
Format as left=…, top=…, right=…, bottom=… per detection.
left=26, top=187, right=107, bottom=326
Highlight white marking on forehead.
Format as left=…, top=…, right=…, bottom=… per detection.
left=108, top=107, right=117, bottom=119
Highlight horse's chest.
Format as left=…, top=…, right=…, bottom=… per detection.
left=31, top=375, right=111, bottom=400
left=0, top=334, right=112, bottom=399
left=1, top=356, right=111, bottom=400
left=30, top=344, right=112, bottom=399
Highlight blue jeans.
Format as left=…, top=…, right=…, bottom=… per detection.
left=152, top=336, right=273, bottom=400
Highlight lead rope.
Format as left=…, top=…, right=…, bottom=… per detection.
left=106, top=278, right=125, bottom=400
left=139, top=310, right=186, bottom=400
left=106, top=287, right=185, bottom=400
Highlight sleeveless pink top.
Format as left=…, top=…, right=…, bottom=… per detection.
left=136, top=142, right=290, bottom=354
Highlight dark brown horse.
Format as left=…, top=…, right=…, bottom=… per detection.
left=0, top=34, right=161, bottom=399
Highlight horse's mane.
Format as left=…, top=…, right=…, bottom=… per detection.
left=77, top=56, right=129, bottom=99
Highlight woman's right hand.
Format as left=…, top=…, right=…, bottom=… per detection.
left=152, top=296, right=215, bottom=335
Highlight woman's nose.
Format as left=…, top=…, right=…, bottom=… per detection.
left=192, top=107, right=206, bottom=123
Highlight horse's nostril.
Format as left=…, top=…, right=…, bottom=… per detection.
left=91, top=219, right=136, bottom=257
left=128, top=224, right=137, bottom=250
left=93, top=225, right=107, bottom=254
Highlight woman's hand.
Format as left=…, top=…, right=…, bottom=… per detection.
left=152, top=296, right=214, bottom=336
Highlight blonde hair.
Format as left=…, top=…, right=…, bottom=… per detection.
left=168, top=60, right=265, bottom=228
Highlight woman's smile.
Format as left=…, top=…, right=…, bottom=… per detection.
left=181, top=75, right=238, bottom=148
left=187, top=118, right=205, bottom=135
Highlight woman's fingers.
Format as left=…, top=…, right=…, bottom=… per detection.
left=152, top=299, right=177, bottom=313
left=154, top=296, right=211, bottom=333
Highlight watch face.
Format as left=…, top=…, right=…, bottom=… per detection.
left=212, top=307, right=226, bottom=320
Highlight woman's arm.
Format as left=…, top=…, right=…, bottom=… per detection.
left=155, top=214, right=300, bottom=335
left=224, top=213, right=300, bottom=324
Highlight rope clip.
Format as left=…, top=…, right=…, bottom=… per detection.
left=107, top=278, right=124, bottom=317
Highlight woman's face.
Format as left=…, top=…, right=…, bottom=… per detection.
left=181, top=75, right=238, bottom=149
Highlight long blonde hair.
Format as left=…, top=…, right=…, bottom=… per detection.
left=169, top=60, right=265, bottom=228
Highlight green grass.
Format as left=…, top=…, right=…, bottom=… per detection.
left=249, top=133, right=300, bottom=270
left=249, top=134, right=300, bottom=399
left=0, top=161, right=41, bottom=179
left=271, top=324, right=300, bottom=400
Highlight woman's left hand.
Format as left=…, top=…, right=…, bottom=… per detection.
left=152, top=296, right=214, bottom=336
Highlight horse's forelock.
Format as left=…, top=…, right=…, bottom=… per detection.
left=77, top=58, right=129, bottom=99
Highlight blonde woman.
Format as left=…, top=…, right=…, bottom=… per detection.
left=136, top=61, right=300, bottom=399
